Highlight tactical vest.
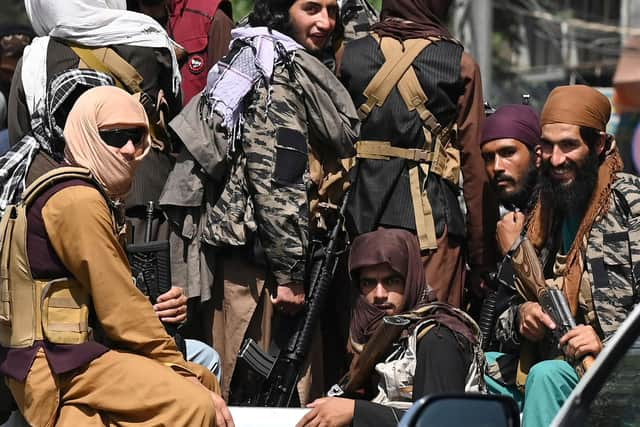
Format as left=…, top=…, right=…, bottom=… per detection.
left=168, top=0, right=226, bottom=105
left=343, top=34, right=465, bottom=250
left=0, top=167, right=104, bottom=348
left=371, top=303, right=486, bottom=409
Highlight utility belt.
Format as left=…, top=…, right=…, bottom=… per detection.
left=354, top=133, right=460, bottom=251
left=355, top=136, right=457, bottom=183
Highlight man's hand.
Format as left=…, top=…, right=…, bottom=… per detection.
left=295, top=397, right=355, bottom=427
left=497, top=211, right=526, bottom=255
left=518, top=302, right=556, bottom=342
left=559, top=324, right=602, bottom=360
left=211, top=391, right=235, bottom=427
left=154, top=286, right=187, bottom=324
left=270, top=282, right=305, bottom=316
left=186, top=377, right=235, bottom=427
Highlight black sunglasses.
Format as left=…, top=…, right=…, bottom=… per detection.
left=98, top=127, right=146, bottom=149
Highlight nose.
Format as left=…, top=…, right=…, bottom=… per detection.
left=315, top=8, right=332, bottom=31
left=373, top=283, right=388, bottom=300
left=493, top=155, right=505, bottom=173
left=549, top=144, right=566, bottom=167
left=119, top=140, right=137, bottom=160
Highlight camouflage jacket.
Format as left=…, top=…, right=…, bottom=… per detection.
left=495, top=172, right=640, bottom=350
left=162, top=47, right=358, bottom=288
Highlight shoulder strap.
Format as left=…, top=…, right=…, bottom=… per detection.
left=21, top=167, right=95, bottom=208
left=71, top=46, right=144, bottom=94
left=358, top=35, right=432, bottom=119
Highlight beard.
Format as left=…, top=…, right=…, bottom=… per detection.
left=494, top=158, right=539, bottom=211
left=538, top=150, right=600, bottom=215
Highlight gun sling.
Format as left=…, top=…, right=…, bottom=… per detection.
left=70, top=45, right=168, bottom=150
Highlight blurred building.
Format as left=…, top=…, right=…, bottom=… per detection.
left=455, top=0, right=640, bottom=107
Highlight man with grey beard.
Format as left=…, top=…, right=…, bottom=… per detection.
left=486, top=85, right=640, bottom=427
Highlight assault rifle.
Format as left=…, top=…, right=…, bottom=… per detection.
left=327, top=315, right=410, bottom=398
left=510, top=237, right=595, bottom=376
left=233, top=192, right=351, bottom=407
left=126, top=201, right=186, bottom=355
left=477, top=256, right=517, bottom=351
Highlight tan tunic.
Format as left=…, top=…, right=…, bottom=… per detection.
left=6, top=185, right=218, bottom=426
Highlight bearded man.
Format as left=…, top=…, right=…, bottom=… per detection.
left=486, top=85, right=640, bottom=427
left=479, top=104, right=540, bottom=352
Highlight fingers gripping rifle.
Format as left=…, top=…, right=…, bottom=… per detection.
left=235, top=191, right=351, bottom=407
left=510, top=237, right=595, bottom=376
left=126, top=201, right=186, bottom=356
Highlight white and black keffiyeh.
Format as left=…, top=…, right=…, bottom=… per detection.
left=203, top=27, right=302, bottom=130
left=0, top=69, right=114, bottom=214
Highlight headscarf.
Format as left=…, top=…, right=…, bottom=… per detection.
left=481, top=104, right=540, bottom=149
left=348, top=228, right=432, bottom=344
left=541, top=85, right=611, bottom=132
left=203, top=27, right=302, bottom=131
left=63, top=86, right=151, bottom=200
left=371, top=0, right=452, bottom=40
left=24, top=0, right=181, bottom=95
left=0, top=69, right=114, bottom=215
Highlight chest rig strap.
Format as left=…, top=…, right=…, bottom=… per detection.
left=356, top=35, right=458, bottom=250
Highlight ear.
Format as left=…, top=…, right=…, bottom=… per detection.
left=595, top=132, right=607, bottom=156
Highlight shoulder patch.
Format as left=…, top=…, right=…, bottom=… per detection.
left=188, top=55, right=206, bottom=74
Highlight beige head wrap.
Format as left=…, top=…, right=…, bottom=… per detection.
left=540, top=85, right=611, bottom=131
left=63, top=86, right=150, bottom=200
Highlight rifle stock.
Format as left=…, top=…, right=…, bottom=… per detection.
left=329, top=316, right=410, bottom=397
left=511, top=237, right=595, bottom=377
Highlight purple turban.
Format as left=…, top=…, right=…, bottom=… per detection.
left=481, top=104, right=540, bottom=149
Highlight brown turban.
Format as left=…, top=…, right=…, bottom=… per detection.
left=540, top=85, right=611, bottom=131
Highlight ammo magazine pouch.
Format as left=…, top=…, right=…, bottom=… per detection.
left=0, top=167, right=96, bottom=348
left=355, top=35, right=461, bottom=251
left=70, top=45, right=171, bottom=151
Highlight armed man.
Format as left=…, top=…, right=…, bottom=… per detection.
left=478, top=104, right=540, bottom=351
left=160, top=0, right=359, bottom=403
left=338, top=0, right=491, bottom=308
left=487, top=85, right=640, bottom=427
left=296, top=228, right=484, bottom=427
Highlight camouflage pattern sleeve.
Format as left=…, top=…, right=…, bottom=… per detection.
left=242, top=64, right=310, bottom=285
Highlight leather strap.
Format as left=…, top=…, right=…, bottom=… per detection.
left=358, top=35, right=433, bottom=120
left=71, top=46, right=144, bottom=93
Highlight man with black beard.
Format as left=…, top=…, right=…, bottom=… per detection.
left=485, top=85, right=640, bottom=427
left=481, top=104, right=540, bottom=256
left=478, top=104, right=540, bottom=354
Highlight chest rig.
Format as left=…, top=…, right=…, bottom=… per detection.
left=355, top=35, right=461, bottom=250
left=0, top=167, right=117, bottom=348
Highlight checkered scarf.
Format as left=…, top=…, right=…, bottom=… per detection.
left=203, top=27, right=302, bottom=130
left=0, top=69, right=114, bottom=214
